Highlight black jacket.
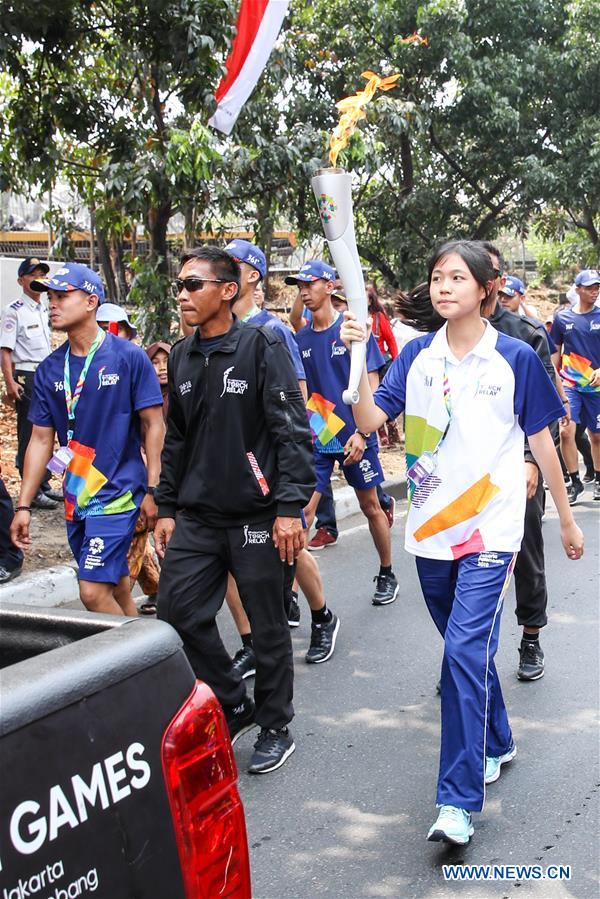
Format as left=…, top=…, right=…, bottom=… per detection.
left=156, top=319, right=315, bottom=526
left=489, top=303, right=559, bottom=465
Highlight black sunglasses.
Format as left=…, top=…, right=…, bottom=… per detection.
left=493, top=269, right=503, bottom=279
left=171, top=277, right=229, bottom=297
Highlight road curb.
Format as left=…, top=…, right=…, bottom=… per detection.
left=0, top=476, right=408, bottom=609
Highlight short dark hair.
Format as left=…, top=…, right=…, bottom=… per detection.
left=428, top=239, right=496, bottom=315
left=478, top=240, right=507, bottom=273
left=180, top=246, right=241, bottom=302
left=395, top=282, right=445, bottom=333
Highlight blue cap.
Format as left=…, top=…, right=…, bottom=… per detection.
left=285, top=260, right=336, bottom=285
left=30, top=263, right=105, bottom=304
left=224, top=239, right=267, bottom=279
left=96, top=302, right=137, bottom=336
left=574, top=269, right=600, bottom=287
left=501, top=275, right=525, bottom=297
left=18, top=257, right=49, bottom=278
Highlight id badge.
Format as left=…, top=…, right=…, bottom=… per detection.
left=47, top=445, right=74, bottom=476
left=407, top=451, right=436, bottom=486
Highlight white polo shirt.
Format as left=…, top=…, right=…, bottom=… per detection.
left=0, top=294, right=51, bottom=368
left=375, top=321, right=563, bottom=560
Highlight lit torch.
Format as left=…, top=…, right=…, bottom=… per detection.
left=311, top=51, right=424, bottom=404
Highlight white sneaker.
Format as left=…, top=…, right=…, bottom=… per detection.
left=427, top=805, right=474, bottom=845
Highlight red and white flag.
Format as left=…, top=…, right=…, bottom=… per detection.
left=208, top=0, right=289, bottom=135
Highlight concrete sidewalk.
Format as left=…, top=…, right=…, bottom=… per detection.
left=0, top=477, right=407, bottom=608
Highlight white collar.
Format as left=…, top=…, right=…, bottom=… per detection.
left=428, top=320, right=498, bottom=363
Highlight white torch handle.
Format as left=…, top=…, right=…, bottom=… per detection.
left=311, top=169, right=368, bottom=405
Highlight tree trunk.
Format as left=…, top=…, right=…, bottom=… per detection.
left=111, top=237, right=128, bottom=302
left=96, top=228, right=117, bottom=300
left=147, top=199, right=172, bottom=275
left=356, top=244, right=399, bottom=288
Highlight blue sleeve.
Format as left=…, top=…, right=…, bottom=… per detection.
left=28, top=364, right=54, bottom=428
left=270, top=320, right=306, bottom=380
left=549, top=315, right=564, bottom=349
left=373, top=334, right=428, bottom=421
left=366, top=334, right=385, bottom=372
left=512, top=344, right=564, bottom=435
left=130, top=346, right=164, bottom=411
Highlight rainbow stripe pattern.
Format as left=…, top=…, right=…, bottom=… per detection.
left=63, top=440, right=136, bottom=520
left=306, top=392, right=346, bottom=452
left=560, top=352, right=600, bottom=393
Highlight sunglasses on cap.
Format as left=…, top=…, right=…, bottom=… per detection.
left=171, top=277, right=231, bottom=298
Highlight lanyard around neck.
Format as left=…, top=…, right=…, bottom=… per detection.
left=64, top=330, right=105, bottom=441
left=241, top=305, right=260, bottom=323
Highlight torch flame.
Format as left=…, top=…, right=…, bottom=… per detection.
left=328, top=35, right=428, bottom=167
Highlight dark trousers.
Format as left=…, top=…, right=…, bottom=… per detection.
left=158, top=513, right=294, bottom=730
left=0, top=477, right=23, bottom=572
left=14, top=370, right=50, bottom=489
left=514, top=474, right=547, bottom=629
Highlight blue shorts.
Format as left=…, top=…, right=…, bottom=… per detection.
left=66, top=509, right=139, bottom=585
left=565, top=386, right=600, bottom=432
left=314, top=446, right=384, bottom=494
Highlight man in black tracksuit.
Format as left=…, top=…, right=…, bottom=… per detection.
left=155, top=246, right=315, bottom=775
left=483, top=243, right=568, bottom=682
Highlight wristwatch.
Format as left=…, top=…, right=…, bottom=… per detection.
left=355, top=429, right=371, bottom=441
left=146, top=486, right=158, bottom=497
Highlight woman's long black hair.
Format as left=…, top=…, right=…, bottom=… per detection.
left=395, top=240, right=496, bottom=332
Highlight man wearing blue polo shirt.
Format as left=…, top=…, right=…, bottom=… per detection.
left=289, top=260, right=398, bottom=606
left=551, top=268, right=600, bottom=503
left=10, top=263, right=165, bottom=615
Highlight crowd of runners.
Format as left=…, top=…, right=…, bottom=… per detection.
left=1, top=241, right=597, bottom=845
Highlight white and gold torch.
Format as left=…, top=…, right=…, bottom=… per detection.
left=310, top=70, right=401, bottom=404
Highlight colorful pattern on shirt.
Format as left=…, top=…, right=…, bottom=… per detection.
left=29, top=332, right=162, bottom=521
left=294, top=315, right=384, bottom=453
left=550, top=307, right=600, bottom=392
left=374, top=323, right=563, bottom=560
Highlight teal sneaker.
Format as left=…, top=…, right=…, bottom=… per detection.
left=485, top=743, right=517, bottom=784
left=427, top=805, right=474, bottom=845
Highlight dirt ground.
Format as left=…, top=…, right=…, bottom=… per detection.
left=1, top=395, right=407, bottom=576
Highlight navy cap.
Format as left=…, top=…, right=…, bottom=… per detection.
left=224, top=239, right=267, bottom=279
left=285, top=260, right=336, bottom=285
left=30, top=263, right=105, bottom=304
left=575, top=269, right=600, bottom=287
left=500, top=275, right=525, bottom=298
left=18, top=257, right=50, bottom=278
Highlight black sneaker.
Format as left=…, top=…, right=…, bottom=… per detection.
left=372, top=572, right=399, bottom=605
left=31, top=490, right=58, bottom=510
left=583, top=469, right=595, bottom=483
left=248, top=726, right=295, bottom=774
left=0, top=564, right=23, bottom=585
left=42, top=487, right=64, bottom=502
left=305, top=613, right=340, bottom=664
left=567, top=481, right=584, bottom=505
left=231, top=645, right=256, bottom=679
left=517, top=640, right=545, bottom=681
left=225, top=696, right=256, bottom=745
left=594, top=482, right=600, bottom=501
left=287, top=591, right=301, bottom=628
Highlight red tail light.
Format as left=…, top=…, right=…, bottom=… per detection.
left=161, top=682, right=251, bottom=898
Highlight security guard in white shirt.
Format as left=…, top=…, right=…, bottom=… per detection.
left=0, top=258, right=60, bottom=508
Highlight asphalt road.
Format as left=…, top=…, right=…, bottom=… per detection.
left=222, top=488, right=599, bottom=899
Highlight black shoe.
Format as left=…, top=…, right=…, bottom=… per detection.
left=225, top=696, right=256, bottom=745
left=305, top=613, right=340, bottom=664
left=231, top=645, right=256, bottom=679
left=248, top=726, right=295, bottom=774
left=372, top=572, right=399, bottom=605
left=567, top=481, right=584, bottom=505
left=31, top=491, right=58, bottom=510
left=287, top=591, right=301, bottom=628
left=435, top=679, right=441, bottom=695
left=517, top=640, right=545, bottom=681
left=583, top=469, right=595, bottom=483
left=0, top=564, right=23, bottom=585
left=594, top=482, right=600, bottom=501
left=42, top=488, right=63, bottom=502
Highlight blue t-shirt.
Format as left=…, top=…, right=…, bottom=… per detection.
left=29, top=332, right=163, bottom=520
left=247, top=308, right=306, bottom=381
left=294, top=313, right=384, bottom=453
left=550, top=307, right=600, bottom=392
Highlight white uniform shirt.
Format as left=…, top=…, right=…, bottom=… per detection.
left=0, top=295, right=51, bottom=367
left=375, top=322, right=563, bottom=560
